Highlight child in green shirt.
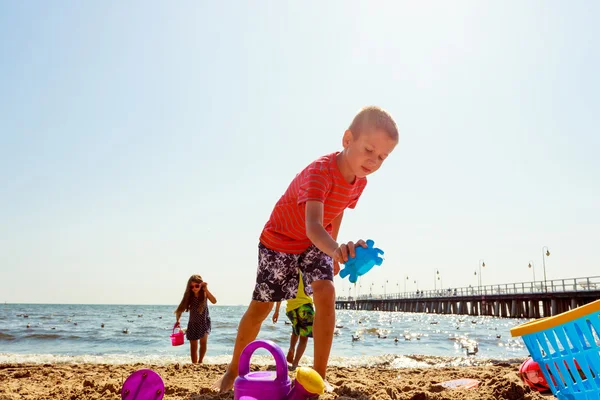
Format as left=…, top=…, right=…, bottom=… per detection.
left=272, top=271, right=314, bottom=370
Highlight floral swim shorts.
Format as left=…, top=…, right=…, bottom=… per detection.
left=285, top=303, right=315, bottom=337
left=252, top=243, right=333, bottom=303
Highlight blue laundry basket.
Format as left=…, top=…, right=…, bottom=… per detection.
left=511, top=299, right=600, bottom=399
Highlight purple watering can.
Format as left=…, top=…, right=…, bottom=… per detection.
left=234, top=340, right=325, bottom=400
left=234, top=340, right=291, bottom=400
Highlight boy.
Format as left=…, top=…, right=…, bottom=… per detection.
left=272, top=271, right=314, bottom=370
left=215, top=106, right=398, bottom=392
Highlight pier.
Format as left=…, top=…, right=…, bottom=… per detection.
left=335, top=276, right=600, bottom=318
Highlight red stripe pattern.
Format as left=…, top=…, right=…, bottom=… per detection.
left=260, top=152, right=367, bottom=254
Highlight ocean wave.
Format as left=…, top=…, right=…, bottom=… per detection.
left=21, top=334, right=81, bottom=340
left=0, top=332, right=15, bottom=341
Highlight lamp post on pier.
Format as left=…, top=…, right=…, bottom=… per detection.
left=542, top=246, right=550, bottom=292
left=477, top=259, right=485, bottom=293
left=528, top=260, right=536, bottom=290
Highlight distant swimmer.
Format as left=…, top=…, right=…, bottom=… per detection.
left=101, top=323, right=105, bottom=328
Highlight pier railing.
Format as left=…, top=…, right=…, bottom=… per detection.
left=337, top=276, right=600, bottom=302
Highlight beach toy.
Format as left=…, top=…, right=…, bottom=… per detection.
left=519, top=357, right=550, bottom=393
left=170, top=323, right=185, bottom=346
left=234, top=339, right=291, bottom=400
left=511, top=299, right=600, bottom=399
left=439, top=378, right=480, bottom=390
left=338, top=239, right=384, bottom=283
left=121, top=369, right=164, bottom=400
left=233, top=339, right=325, bottom=400
left=287, top=367, right=325, bottom=399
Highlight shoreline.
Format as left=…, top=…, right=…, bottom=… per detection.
left=0, top=352, right=527, bottom=368
left=0, top=362, right=546, bottom=400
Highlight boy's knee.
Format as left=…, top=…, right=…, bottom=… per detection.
left=311, top=280, right=335, bottom=304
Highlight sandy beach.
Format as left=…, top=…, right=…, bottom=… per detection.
left=0, top=361, right=548, bottom=400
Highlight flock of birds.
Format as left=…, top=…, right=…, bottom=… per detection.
left=329, top=316, right=509, bottom=356
left=17, top=313, right=161, bottom=334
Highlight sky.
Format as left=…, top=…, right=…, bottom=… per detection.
left=1, top=1, right=599, bottom=305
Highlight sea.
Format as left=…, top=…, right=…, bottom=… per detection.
left=0, top=303, right=531, bottom=368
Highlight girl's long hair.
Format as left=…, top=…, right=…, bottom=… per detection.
left=174, top=274, right=206, bottom=315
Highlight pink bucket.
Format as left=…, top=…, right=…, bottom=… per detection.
left=170, top=325, right=185, bottom=346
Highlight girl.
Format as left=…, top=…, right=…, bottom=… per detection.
left=174, top=274, right=217, bottom=363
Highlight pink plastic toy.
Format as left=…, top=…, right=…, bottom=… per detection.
left=170, top=324, right=184, bottom=346
left=233, top=340, right=325, bottom=400
left=121, top=369, right=164, bottom=400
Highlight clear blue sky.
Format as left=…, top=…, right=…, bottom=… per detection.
left=1, top=2, right=598, bottom=305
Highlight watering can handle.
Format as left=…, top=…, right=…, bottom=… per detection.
left=238, top=340, right=288, bottom=383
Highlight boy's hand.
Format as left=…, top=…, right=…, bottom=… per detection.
left=272, top=311, right=279, bottom=324
left=333, top=240, right=368, bottom=263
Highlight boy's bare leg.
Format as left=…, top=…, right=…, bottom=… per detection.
left=311, top=280, right=335, bottom=378
left=213, top=300, right=273, bottom=392
left=287, top=332, right=299, bottom=364
left=293, top=335, right=309, bottom=367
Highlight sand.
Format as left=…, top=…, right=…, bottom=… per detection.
left=0, top=362, right=549, bottom=400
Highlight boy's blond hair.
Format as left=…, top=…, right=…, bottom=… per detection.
left=348, top=106, right=398, bottom=140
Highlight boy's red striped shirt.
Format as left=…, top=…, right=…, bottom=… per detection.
left=260, top=152, right=367, bottom=254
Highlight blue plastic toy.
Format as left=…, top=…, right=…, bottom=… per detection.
left=338, top=239, right=384, bottom=283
